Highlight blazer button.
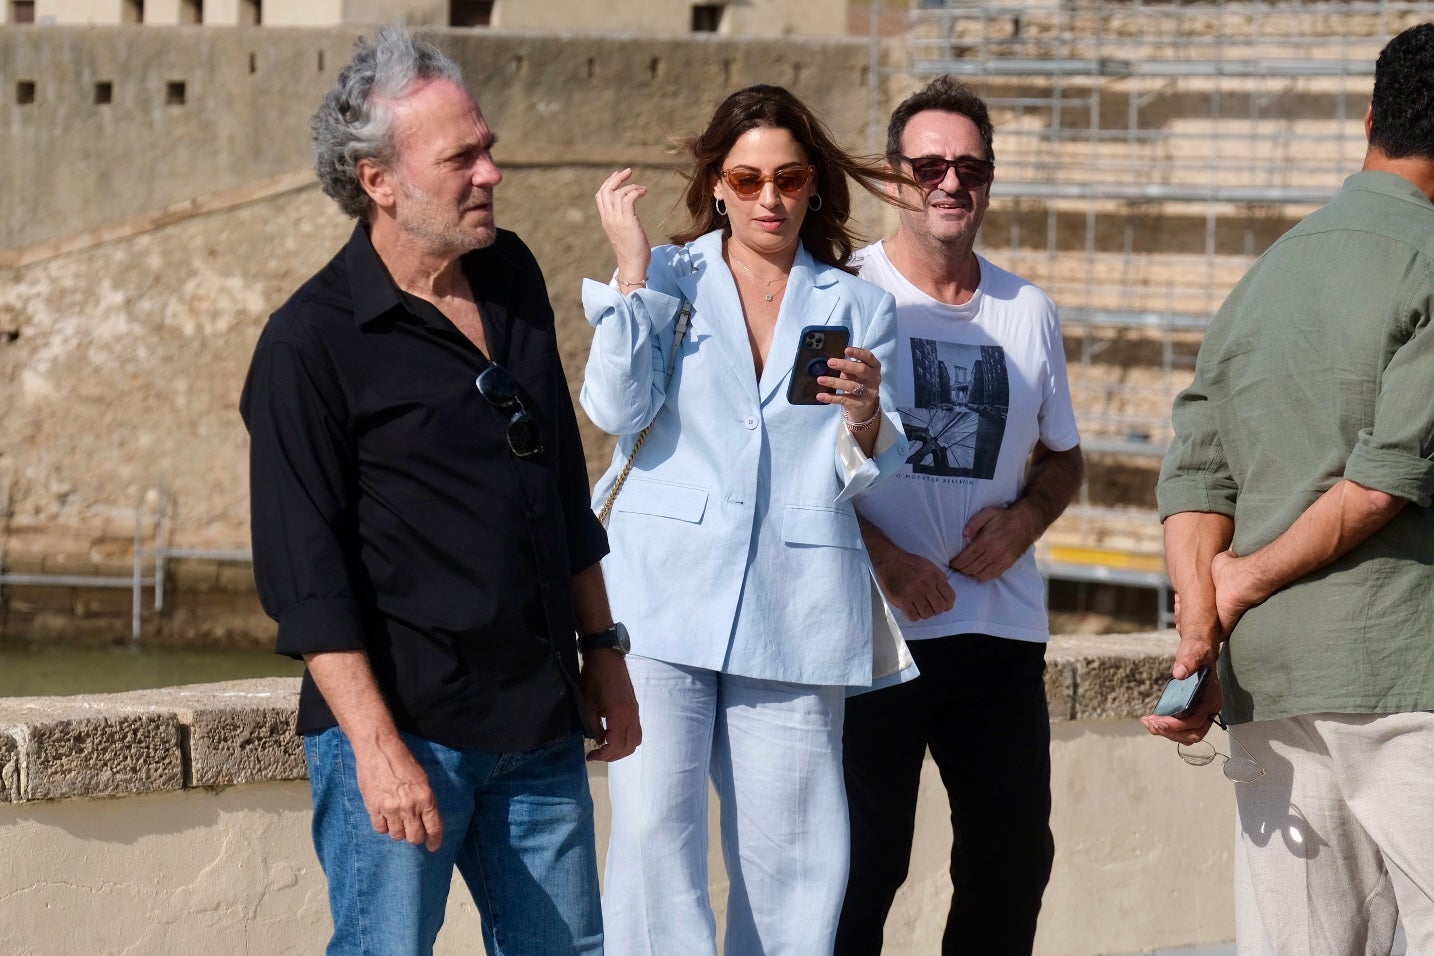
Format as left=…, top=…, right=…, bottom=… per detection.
left=743, top=415, right=759, bottom=430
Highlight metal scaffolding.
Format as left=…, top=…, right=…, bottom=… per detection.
left=895, top=0, right=1432, bottom=617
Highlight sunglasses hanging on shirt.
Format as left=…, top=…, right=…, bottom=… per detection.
left=475, top=363, right=544, bottom=458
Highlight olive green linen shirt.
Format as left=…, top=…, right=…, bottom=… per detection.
left=1157, top=171, right=1434, bottom=725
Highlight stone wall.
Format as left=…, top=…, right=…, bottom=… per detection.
left=0, top=27, right=879, bottom=252
left=0, top=632, right=1238, bottom=955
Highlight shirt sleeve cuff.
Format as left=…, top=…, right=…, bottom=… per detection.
left=581, top=278, right=682, bottom=333
left=274, top=599, right=369, bottom=659
left=1156, top=476, right=1238, bottom=521
left=1344, top=437, right=1434, bottom=508
left=834, top=413, right=908, bottom=503
left=567, top=508, right=612, bottom=574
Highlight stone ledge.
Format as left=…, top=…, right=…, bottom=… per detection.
left=1047, top=630, right=1178, bottom=722
left=0, top=731, right=16, bottom=803
left=0, top=678, right=302, bottom=803
left=0, top=634, right=1180, bottom=803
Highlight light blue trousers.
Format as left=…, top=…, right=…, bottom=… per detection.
left=602, top=656, right=849, bottom=956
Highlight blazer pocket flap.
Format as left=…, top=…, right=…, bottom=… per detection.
left=614, top=477, right=709, bottom=523
left=782, top=506, right=862, bottom=550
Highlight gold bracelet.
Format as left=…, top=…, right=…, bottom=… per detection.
left=617, top=276, right=648, bottom=288
left=844, top=408, right=880, bottom=431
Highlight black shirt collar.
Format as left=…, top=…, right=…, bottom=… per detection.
left=342, top=224, right=522, bottom=365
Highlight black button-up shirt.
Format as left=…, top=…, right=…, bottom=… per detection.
left=240, top=225, right=608, bottom=752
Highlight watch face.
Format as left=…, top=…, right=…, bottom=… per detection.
left=612, top=622, right=631, bottom=653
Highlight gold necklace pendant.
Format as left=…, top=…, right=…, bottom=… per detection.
left=729, top=251, right=788, bottom=303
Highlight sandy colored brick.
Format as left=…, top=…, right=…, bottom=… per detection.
left=0, top=731, right=17, bottom=802
left=1050, top=631, right=1178, bottom=721
left=6, top=710, right=183, bottom=801
left=1044, top=660, right=1077, bottom=722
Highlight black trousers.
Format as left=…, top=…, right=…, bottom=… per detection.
left=835, top=634, right=1054, bottom=956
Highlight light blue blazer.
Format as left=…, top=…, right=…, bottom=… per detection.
left=581, top=230, right=910, bottom=687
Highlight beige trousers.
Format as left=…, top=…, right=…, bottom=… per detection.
left=1230, top=712, right=1434, bottom=956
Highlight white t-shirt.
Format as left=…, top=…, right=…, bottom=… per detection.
left=854, top=241, right=1080, bottom=642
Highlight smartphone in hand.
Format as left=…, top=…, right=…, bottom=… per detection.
left=786, top=325, right=852, bottom=405
left=1153, top=667, right=1210, bottom=718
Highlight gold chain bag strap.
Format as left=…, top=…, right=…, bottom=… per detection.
left=597, top=296, right=693, bottom=527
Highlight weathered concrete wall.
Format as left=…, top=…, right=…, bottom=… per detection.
left=0, top=633, right=1237, bottom=955
left=0, top=27, right=879, bottom=252
left=492, top=0, right=852, bottom=37
left=2, top=0, right=851, bottom=30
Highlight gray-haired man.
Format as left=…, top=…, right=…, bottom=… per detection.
left=240, top=26, right=639, bottom=955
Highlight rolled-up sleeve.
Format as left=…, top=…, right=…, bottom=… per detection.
left=1344, top=287, right=1434, bottom=507
left=240, top=334, right=368, bottom=658
left=579, top=276, right=684, bottom=436
left=1157, top=366, right=1240, bottom=520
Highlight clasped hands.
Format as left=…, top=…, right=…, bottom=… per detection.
left=1141, top=549, right=1261, bottom=744
left=872, top=501, right=1044, bottom=622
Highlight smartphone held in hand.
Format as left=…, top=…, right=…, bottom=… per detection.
left=786, top=325, right=851, bottom=405
left=1154, top=667, right=1210, bottom=718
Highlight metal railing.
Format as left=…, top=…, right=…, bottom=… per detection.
left=0, top=489, right=254, bottom=642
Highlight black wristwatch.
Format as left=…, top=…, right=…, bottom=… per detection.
left=578, top=622, right=630, bottom=657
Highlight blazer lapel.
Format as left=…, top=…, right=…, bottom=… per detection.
left=683, top=232, right=762, bottom=406
left=758, top=244, right=840, bottom=405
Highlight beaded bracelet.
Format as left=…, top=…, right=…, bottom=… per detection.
left=844, top=408, right=880, bottom=432
left=616, top=277, right=648, bottom=289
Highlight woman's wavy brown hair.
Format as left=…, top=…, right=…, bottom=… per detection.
left=670, top=84, right=908, bottom=272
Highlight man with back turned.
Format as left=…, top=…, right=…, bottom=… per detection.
left=1145, top=23, right=1434, bottom=954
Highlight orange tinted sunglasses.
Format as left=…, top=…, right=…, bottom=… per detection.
left=719, top=164, right=815, bottom=199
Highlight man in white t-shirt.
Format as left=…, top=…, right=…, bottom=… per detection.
left=836, top=77, right=1085, bottom=956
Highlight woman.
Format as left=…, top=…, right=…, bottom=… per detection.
left=581, top=85, right=909, bottom=955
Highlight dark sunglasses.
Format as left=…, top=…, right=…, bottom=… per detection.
left=719, top=164, right=815, bottom=199
left=475, top=364, right=544, bottom=458
left=899, top=155, right=995, bottom=190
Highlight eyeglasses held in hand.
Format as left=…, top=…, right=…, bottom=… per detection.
left=1176, top=714, right=1265, bottom=784
left=719, top=164, right=816, bottom=199
left=899, top=155, right=996, bottom=190
left=475, top=364, right=544, bottom=458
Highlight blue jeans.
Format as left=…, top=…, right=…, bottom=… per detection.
left=304, top=728, right=603, bottom=956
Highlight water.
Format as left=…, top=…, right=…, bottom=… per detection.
left=0, top=641, right=305, bottom=697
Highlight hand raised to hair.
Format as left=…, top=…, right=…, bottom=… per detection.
left=595, top=168, right=652, bottom=288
